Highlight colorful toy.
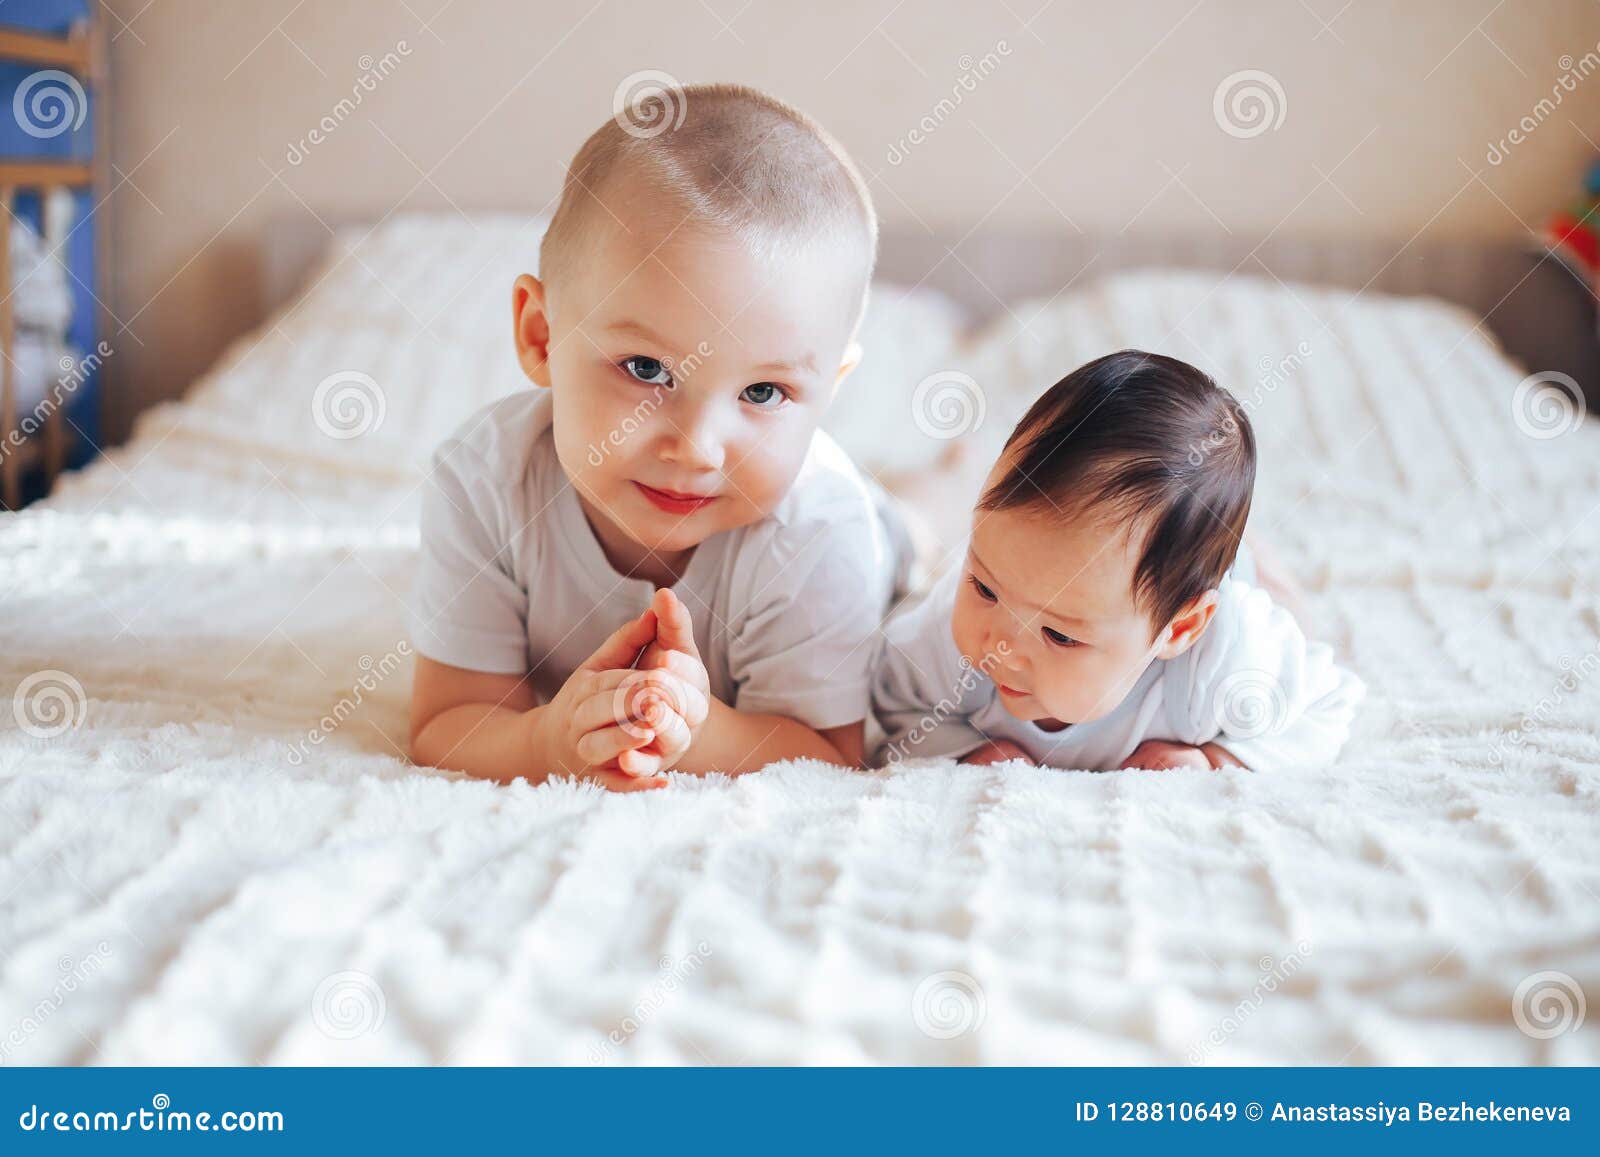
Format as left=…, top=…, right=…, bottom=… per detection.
left=1545, top=156, right=1600, bottom=296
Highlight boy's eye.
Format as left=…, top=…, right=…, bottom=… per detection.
left=967, top=574, right=997, bottom=602
left=1042, top=627, right=1081, bottom=648
left=621, top=355, right=673, bottom=388
left=740, top=382, right=786, bottom=408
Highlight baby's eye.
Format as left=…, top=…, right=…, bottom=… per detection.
left=621, top=355, right=673, bottom=388
left=740, top=382, right=787, bottom=408
left=1042, top=627, right=1082, bottom=648
left=967, top=574, right=998, bottom=602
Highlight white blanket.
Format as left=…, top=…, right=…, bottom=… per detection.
left=2, top=216, right=1597, bottom=1064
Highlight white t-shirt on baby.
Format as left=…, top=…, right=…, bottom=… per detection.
left=410, top=389, right=902, bottom=730
left=871, top=556, right=1365, bottom=773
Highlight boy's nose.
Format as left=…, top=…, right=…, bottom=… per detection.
left=660, top=409, right=725, bottom=472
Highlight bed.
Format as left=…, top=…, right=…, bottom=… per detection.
left=1, top=214, right=1597, bottom=1065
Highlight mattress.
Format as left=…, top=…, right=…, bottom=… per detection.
left=1, top=215, right=1596, bottom=1065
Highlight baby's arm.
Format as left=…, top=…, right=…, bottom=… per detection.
left=1208, top=651, right=1364, bottom=770
left=1187, top=582, right=1366, bottom=771
left=962, top=738, right=1035, bottom=766
left=1124, top=739, right=1240, bottom=771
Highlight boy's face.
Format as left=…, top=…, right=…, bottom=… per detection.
left=515, top=218, right=864, bottom=565
left=950, top=458, right=1212, bottom=728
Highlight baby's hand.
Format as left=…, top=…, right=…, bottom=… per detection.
left=609, top=667, right=707, bottom=775
left=962, top=739, right=1035, bottom=766
left=537, top=607, right=687, bottom=791
left=632, top=588, right=711, bottom=758
left=1125, top=739, right=1213, bottom=771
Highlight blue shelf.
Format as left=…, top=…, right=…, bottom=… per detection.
left=0, top=0, right=102, bottom=490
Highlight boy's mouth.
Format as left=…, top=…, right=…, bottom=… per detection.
left=634, top=481, right=719, bottom=515
left=995, top=682, right=1028, bottom=699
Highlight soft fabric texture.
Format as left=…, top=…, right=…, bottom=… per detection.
left=1, top=215, right=1597, bottom=1065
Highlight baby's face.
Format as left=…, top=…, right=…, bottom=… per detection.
left=951, top=487, right=1174, bottom=729
left=532, top=219, right=864, bottom=564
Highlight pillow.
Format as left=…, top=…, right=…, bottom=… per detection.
left=822, top=282, right=972, bottom=477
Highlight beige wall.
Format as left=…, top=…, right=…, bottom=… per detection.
left=101, top=0, right=1600, bottom=441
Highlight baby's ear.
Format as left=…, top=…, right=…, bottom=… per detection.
left=1155, top=589, right=1219, bottom=660
left=834, top=340, right=863, bottom=387
left=512, top=273, right=554, bottom=388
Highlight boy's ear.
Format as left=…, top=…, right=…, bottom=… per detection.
left=512, top=273, right=553, bottom=388
left=1155, top=589, right=1219, bottom=660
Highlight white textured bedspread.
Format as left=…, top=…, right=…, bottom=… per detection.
left=2, top=218, right=1597, bottom=1064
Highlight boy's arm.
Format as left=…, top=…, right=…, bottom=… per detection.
left=409, top=611, right=691, bottom=791
left=670, top=698, right=848, bottom=774
left=410, top=659, right=667, bottom=792
left=630, top=590, right=857, bottom=774
left=691, top=503, right=903, bottom=773
left=409, top=657, right=547, bottom=782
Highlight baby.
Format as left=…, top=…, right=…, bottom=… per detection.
left=408, top=84, right=901, bottom=790
left=873, top=350, right=1364, bottom=772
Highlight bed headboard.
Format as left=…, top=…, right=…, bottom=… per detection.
left=260, top=214, right=1599, bottom=407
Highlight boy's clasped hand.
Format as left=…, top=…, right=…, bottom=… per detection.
left=536, top=588, right=709, bottom=791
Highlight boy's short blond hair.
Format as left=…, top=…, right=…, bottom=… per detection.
left=540, top=82, right=878, bottom=319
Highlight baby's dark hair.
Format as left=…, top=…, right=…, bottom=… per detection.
left=978, top=349, right=1256, bottom=630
